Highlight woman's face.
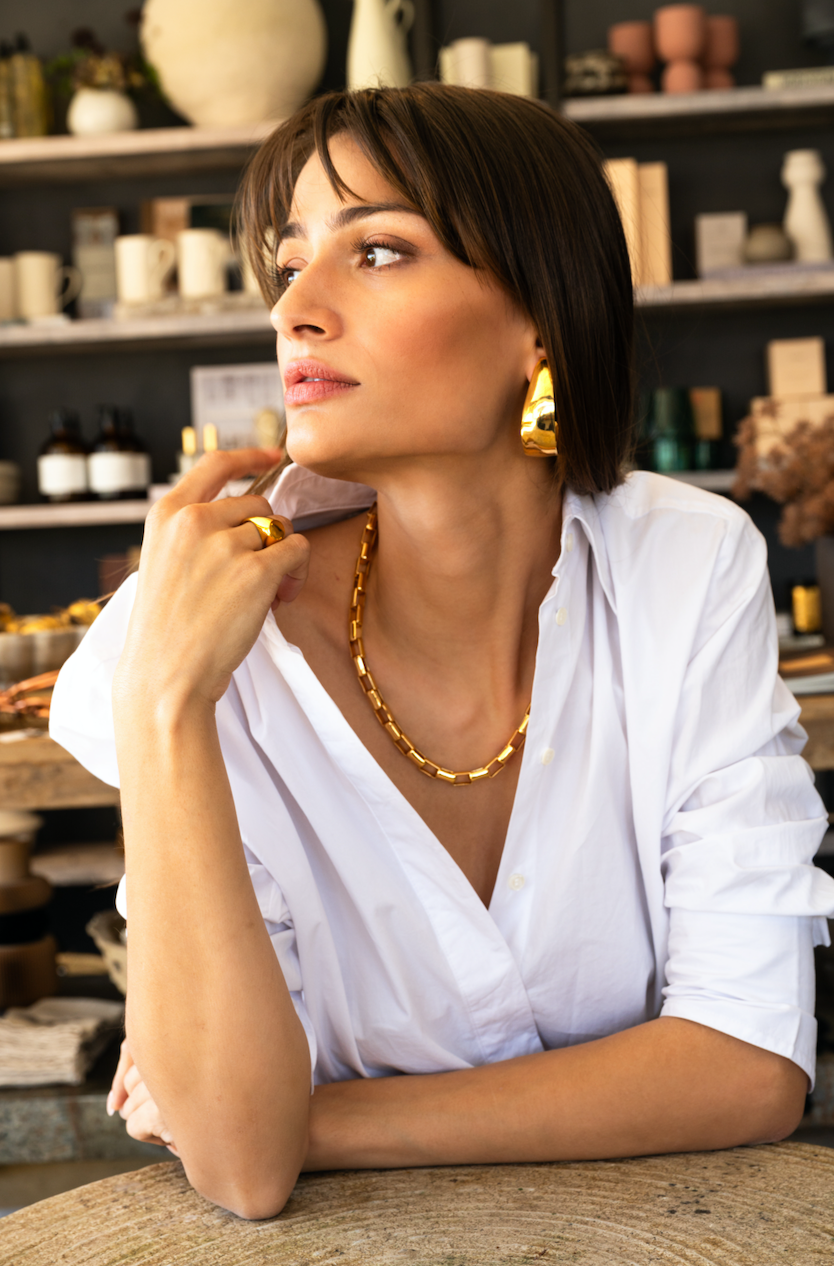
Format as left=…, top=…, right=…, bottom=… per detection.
left=271, top=134, right=541, bottom=482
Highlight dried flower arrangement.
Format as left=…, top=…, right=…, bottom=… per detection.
left=734, top=407, right=834, bottom=546
left=46, top=25, right=159, bottom=100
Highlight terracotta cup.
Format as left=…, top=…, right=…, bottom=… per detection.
left=608, top=21, right=655, bottom=74
left=653, top=5, right=707, bottom=62
left=662, top=60, right=704, bottom=93
left=629, top=73, right=655, bottom=94
left=704, top=68, right=735, bottom=89
left=704, top=15, right=739, bottom=69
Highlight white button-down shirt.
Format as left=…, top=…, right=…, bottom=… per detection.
left=50, top=466, right=834, bottom=1088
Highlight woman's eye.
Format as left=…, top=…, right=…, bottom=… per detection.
left=363, top=244, right=400, bottom=269
left=279, top=265, right=301, bottom=286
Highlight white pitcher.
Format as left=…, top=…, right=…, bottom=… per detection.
left=782, top=149, right=833, bottom=263
left=347, top=0, right=414, bottom=91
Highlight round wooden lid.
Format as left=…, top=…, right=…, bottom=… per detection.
left=2, top=1143, right=833, bottom=1264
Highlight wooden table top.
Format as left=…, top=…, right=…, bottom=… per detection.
left=2, top=1144, right=834, bottom=1265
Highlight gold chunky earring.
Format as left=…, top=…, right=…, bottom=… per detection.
left=520, top=359, right=558, bottom=457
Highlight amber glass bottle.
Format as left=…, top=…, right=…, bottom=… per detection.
left=37, top=409, right=89, bottom=502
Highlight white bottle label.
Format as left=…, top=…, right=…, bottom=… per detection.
left=88, top=451, right=146, bottom=495
left=37, top=453, right=88, bottom=497
left=129, top=452, right=151, bottom=490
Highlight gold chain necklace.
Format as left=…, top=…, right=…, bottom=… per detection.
left=348, top=504, right=531, bottom=786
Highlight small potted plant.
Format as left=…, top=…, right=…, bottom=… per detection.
left=46, top=28, right=158, bottom=136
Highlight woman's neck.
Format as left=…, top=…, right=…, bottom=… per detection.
left=363, top=454, right=563, bottom=709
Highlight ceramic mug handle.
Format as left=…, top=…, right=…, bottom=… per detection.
left=387, top=0, right=415, bottom=33
left=149, top=238, right=176, bottom=288
left=58, top=265, right=82, bottom=308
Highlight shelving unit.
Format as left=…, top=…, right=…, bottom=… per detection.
left=0, top=307, right=273, bottom=357
left=0, top=123, right=274, bottom=186
left=0, top=501, right=150, bottom=530
left=564, top=83, right=834, bottom=136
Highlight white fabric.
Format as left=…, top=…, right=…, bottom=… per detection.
left=50, top=466, right=834, bottom=1089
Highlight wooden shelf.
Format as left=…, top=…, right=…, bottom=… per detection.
left=0, top=123, right=275, bottom=186
left=0, top=501, right=150, bottom=530
left=0, top=305, right=274, bottom=357
left=637, top=266, right=834, bottom=311
left=3, top=268, right=832, bottom=359
left=563, top=83, right=834, bottom=137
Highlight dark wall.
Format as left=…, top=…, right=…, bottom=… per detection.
left=0, top=0, right=830, bottom=614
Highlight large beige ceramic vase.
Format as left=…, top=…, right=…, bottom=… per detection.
left=141, top=0, right=327, bottom=128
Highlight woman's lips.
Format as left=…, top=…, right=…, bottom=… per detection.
left=284, top=379, right=359, bottom=406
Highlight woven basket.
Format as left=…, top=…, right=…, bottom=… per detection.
left=86, top=910, right=127, bottom=996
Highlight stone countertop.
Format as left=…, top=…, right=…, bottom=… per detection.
left=4, top=1144, right=834, bottom=1265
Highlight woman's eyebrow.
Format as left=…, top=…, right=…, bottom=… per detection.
left=278, top=202, right=424, bottom=244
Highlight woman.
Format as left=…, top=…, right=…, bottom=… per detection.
left=51, top=85, right=834, bottom=1220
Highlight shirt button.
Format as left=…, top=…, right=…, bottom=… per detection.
left=566, top=533, right=574, bottom=553
left=508, top=873, right=526, bottom=891
left=541, top=747, right=555, bottom=765
left=555, top=607, right=567, bottom=626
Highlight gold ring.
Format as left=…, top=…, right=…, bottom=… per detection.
left=245, top=516, right=287, bottom=548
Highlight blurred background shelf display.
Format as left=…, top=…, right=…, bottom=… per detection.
left=0, top=308, right=274, bottom=355
left=564, top=83, right=834, bottom=135
left=0, top=124, right=274, bottom=186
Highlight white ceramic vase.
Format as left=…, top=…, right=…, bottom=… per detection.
left=347, top=0, right=414, bottom=91
left=141, top=0, right=327, bottom=128
left=782, top=149, right=834, bottom=263
left=66, top=88, right=138, bottom=136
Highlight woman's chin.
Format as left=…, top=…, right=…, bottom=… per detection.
left=285, top=435, right=371, bottom=484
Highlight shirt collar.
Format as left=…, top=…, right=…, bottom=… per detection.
left=268, top=463, right=617, bottom=616
left=560, top=486, right=617, bottom=616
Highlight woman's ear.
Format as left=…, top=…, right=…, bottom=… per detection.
left=525, top=337, right=548, bottom=382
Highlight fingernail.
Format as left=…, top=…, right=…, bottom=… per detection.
left=106, top=1093, right=114, bottom=1117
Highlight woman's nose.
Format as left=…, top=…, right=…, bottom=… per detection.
left=270, top=263, right=340, bottom=341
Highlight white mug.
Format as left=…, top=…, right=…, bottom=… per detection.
left=115, top=234, right=176, bottom=305
left=450, top=38, right=492, bottom=88
left=0, top=258, right=15, bottom=321
left=14, top=252, right=81, bottom=320
left=176, top=229, right=227, bottom=299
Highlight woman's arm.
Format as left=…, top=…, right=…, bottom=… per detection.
left=112, top=450, right=312, bottom=1220
left=305, top=1016, right=806, bottom=1170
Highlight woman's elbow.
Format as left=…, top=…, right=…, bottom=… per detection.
left=743, top=1053, right=807, bottom=1144
left=182, top=1139, right=306, bottom=1221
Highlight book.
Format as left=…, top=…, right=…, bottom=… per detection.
left=638, top=162, right=672, bottom=287
left=767, top=337, right=827, bottom=400
left=604, top=158, right=642, bottom=285
left=605, top=159, right=673, bottom=288
left=779, top=646, right=834, bottom=695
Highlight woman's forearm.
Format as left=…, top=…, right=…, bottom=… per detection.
left=118, top=700, right=310, bottom=1218
left=304, top=1016, right=807, bottom=1171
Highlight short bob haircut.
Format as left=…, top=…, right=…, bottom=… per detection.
left=236, top=83, right=634, bottom=496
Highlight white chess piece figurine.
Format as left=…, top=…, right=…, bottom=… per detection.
left=782, top=148, right=834, bottom=263
left=347, top=0, right=414, bottom=90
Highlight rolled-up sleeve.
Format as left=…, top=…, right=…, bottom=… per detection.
left=658, top=517, right=834, bottom=1087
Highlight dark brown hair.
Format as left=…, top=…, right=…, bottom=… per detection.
left=236, top=84, right=634, bottom=496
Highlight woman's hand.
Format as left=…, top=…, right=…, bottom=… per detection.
left=107, top=1038, right=180, bottom=1155
left=112, top=448, right=310, bottom=719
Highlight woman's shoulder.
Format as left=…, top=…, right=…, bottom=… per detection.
left=595, top=469, right=761, bottom=562
left=584, top=470, right=767, bottom=627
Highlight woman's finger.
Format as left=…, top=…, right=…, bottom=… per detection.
left=123, top=1062, right=143, bottom=1097
left=107, top=1038, right=134, bottom=1116
left=165, top=448, right=284, bottom=510
left=124, top=1099, right=169, bottom=1146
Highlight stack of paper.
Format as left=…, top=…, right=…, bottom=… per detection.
left=0, top=997, right=124, bottom=1086
left=780, top=648, right=834, bottom=696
